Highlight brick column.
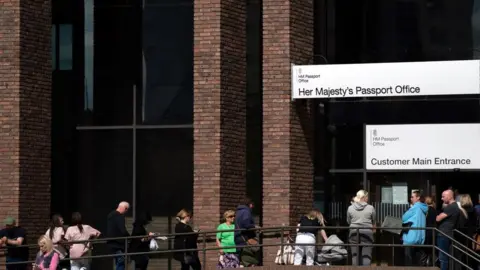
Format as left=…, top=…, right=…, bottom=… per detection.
left=193, top=0, right=247, bottom=265
left=262, top=0, right=315, bottom=265
left=0, top=0, right=51, bottom=246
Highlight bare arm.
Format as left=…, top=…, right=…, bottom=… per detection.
left=436, top=213, right=448, bottom=222
left=320, top=229, right=328, bottom=242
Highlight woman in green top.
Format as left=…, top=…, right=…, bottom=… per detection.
left=216, top=210, right=240, bottom=268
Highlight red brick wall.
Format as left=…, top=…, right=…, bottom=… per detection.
left=193, top=0, right=247, bottom=263
left=262, top=0, right=315, bottom=265
left=0, top=0, right=51, bottom=245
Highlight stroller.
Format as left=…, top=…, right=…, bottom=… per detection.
left=316, top=234, right=348, bottom=265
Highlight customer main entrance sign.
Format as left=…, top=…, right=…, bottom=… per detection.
left=291, top=60, right=480, bottom=99
left=365, top=124, right=480, bottom=170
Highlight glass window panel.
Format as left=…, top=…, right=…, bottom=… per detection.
left=79, top=6, right=141, bottom=125
left=51, top=25, right=56, bottom=70
left=139, top=4, right=193, bottom=125
left=84, top=0, right=94, bottom=111
left=59, top=24, right=72, bottom=70
left=76, top=130, right=133, bottom=269
left=330, top=0, right=479, bottom=63
left=135, top=128, right=193, bottom=268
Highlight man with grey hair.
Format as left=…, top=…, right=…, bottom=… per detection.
left=106, top=201, right=130, bottom=270
left=436, top=190, right=460, bottom=270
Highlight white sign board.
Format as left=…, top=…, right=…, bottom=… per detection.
left=365, top=124, right=480, bottom=170
left=291, top=60, right=480, bottom=99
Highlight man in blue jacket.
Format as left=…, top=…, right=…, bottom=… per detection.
left=402, top=190, right=428, bottom=266
left=235, top=197, right=259, bottom=266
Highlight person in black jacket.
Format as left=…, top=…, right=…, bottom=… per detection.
left=130, top=212, right=154, bottom=270
left=422, top=196, right=437, bottom=266
left=173, top=209, right=201, bottom=270
left=455, top=194, right=476, bottom=270
left=106, top=201, right=130, bottom=270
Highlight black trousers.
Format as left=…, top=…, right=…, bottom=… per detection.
left=405, top=246, right=428, bottom=266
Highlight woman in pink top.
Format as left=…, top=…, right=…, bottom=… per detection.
left=64, top=212, right=101, bottom=270
left=45, top=214, right=68, bottom=265
left=33, top=236, right=59, bottom=270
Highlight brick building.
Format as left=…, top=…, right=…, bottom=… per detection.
left=1, top=0, right=480, bottom=268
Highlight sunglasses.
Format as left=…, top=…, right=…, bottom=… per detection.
left=228, top=215, right=235, bottom=218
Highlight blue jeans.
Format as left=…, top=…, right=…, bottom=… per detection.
left=114, top=250, right=126, bottom=270
left=437, top=235, right=451, bottom=270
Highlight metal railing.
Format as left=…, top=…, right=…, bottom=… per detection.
left=1, top=225, right=477, bottom=269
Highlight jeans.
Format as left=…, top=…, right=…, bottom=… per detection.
left=294, top=233, right=316, bottom=266
left=6, top=257, right=27, bottom=270
left=114, top=250, right=126, bottom=270
left=437, top=235, right=451, bottom=270
left=180, top=258, right=201, bottom=270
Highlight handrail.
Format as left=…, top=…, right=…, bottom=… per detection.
left=0, top=225, right=475, bottom=268
left=454, top=228, right=480, bottom=249
left=437, top=229, right=480, bottom=262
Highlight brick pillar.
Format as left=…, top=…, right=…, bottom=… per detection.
left=262, top=0, right=315, bottom=265
left=193, top=0, right=247, bottom=266
left=0, top=0, right=51, bottom=247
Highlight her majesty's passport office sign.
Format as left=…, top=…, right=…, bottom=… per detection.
left=291, top=60, right=480, bottom=99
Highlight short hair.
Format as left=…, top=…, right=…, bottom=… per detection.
left=38, top=235, right=53, bottom=252
left=243, top=197, right=254, bottom=206
left=176, top=209, right=191, bottom=221
left=223, top=210, right=235, bottom=220
left=118, top=201, right=130, bottom=209
left=412, top=190, right=424, bottom=200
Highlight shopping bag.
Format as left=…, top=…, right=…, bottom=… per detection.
left=149, top=239, right=159, bottom=251
left=274, top=239, right=294, bottom=265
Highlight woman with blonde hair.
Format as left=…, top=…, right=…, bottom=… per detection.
left=33, top=236, right=59, bottom=270
left=216, top=210, right=239, bottom=268
left=173, top=209, right=201, bottom=270
left=455, top=194, right=477, bottom=270
left=347, top=189, right=376, bottom=266
left=293, top=209, right=328, bottom=266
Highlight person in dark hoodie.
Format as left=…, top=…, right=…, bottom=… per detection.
left=130, top=212, right=154, bottom=270
left=234, top=197, right=259, bottom=266
left=106, top=201, right=130, bottom=270
left=347, top=190, right=376, bottom=266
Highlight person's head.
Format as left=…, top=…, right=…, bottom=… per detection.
left=71, top=212, right=84, bottom=233
left=410, top=190, right=423, bottom=204
left=176, top=209, right=191, bottom=224
left=353, top=190, right=369, bottom=203
left=4, top=217, right=16, bottom=229
left=243, top=197, right=254, bottom=209
left=459, top=194, right=473, bottom=209
left=116, top=201, right=130, bottom=214
left=223, top=210, right=235, bottom=224
left=51, top=214, right=64, bottom=227
left=441, top=189, right=455, bottom=205
left=135, top=212, right=152, bottom=226
left=307, top=209, right=326, bottom=226
left=425, top=196, right=436, bottom=209
left=38, top=235, right=53, bottom=254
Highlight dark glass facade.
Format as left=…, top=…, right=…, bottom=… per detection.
left=313, top=0, right=480, bottom=224
left=51, top=0, right=262, bottom=267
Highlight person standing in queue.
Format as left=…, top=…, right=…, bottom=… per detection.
left=402, top=190, right=428, bottom=266
left=173, top=209, right=201, bottom=270
left=436, top=190, right=460, bottom=270
left=0, top=217, right=29, bottom=270
left=106, top=201, right=130, bottom=270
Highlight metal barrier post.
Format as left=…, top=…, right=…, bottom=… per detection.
left=432, top=228, right=436, bottom=266
left=280, top=226, right=284, bottom=264
left=356, top=228, right=360, bottom=265
left=203, top=230, right=207, bottom=269
left=124, top=237, right=128, bottom=269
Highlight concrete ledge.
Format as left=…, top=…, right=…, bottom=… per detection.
left=206, top=267, right=439, bottom=270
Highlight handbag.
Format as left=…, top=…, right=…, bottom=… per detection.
left=274, top=238, right=294, bottom=265
left=149, top=239, right=159, bottom=251
left=235, top=223, right=260, bottom=252
left=473, top=233, right=480, bottom=251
